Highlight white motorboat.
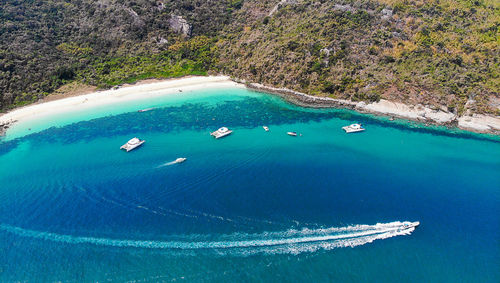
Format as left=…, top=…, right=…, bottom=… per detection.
left=211, top=127, right=233, bottom=139
left=342, top=123, right=365, bottom=133
left=287, top=131, right=297, bottom=136
left=120, top=137, right=145, bottom=152
left=263, top=126, right=269, bottom=131
left=138, top=107, right=155, bottom=112
left=175, top=157, right=187, bottom=163
left=402, top=221, right=420, bottom=229
left=398, top=221, right=420, bottom=232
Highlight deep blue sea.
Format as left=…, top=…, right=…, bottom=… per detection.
left=0, top=88, right=499, bottom=282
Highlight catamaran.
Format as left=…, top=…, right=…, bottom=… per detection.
left=211, top=127, right=233, bottom=139
left=342, top=123, right=365, bottom=133
left=120, top=137, right=145, bottom=152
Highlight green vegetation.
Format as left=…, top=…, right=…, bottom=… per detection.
left=0, top=0, right=499, bottom=115
left=78, top=36, right=217, bottom=88
left=219, top=0, right=499, bottom=115
left=0, top=0, right=231, bottom=111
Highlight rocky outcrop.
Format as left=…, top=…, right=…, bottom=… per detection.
left=357, top=100, right=456, bottom=125
left=243, top=81, right=357, bottom=109
left=168, top=15, right=192, bottom=36
left=0, top=118, right=16, bottom=136
left=381, top=8, right=393, bottom=20
left=240, top=79, right=500, bottom=135
left=269, top=0, right=298, bottom=16
left=457, top=115, right=500, bottom=134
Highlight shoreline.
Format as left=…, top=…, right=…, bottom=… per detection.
left=0, top=76, right=242, bottom=137
left=241, top=80, right=500, bottom=135
left=1, top=75, right=499, bottom=137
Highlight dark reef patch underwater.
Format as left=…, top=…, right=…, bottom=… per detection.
left=0, top=89, right=499, bottom=282
left=1, top=94, right=498, bottom=156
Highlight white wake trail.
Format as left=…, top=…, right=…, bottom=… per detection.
left=156, top=161, right=178, bottom=168
left=156, top=158, right=187, bottom=168
left=0, top=221, right=418, bottom=255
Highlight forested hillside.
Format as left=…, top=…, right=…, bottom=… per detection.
left=0, top=0, right=238, bottom=109
left=1, top=0, right=499, bottom=116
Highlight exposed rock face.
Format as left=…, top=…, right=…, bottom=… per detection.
left=333, top=4, right=355, bottom=12
left=381, top=8, right=393, bottom=20
left=458, top=115, right=500, bottom=134
left=242, top=81, right=500, bottom=135
left=0, top=119, right=16, bottom=136
left=358, top=99, right=456, bottom=124
left=320, top=48, right=332, bottom=66
left=156, top=36, right=168, bottom=45
left=168, top=15, right=192, bottom=36
left=269, top=0, right=298, bottom=16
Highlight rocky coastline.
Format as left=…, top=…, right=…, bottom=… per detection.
left=241, top=80, right=500, bottom=135
left=0, top=119, right=16, bottom=137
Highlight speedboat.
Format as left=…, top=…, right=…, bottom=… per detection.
left=263, top=126, right=269, bottom=131
left=342, top=123, right=365, bottom=133
left=175, top=157, right=187, bottom=163
left=211, top=127, right=233, bottom=139
left=120, top=137, right=145, bottom=152
left=287, top=131, right=297, bottom=136
left=398, top=221, right=420, bottom=232
left=138, top=107, right=155, bottom=112
left=402, top=221, right=420, bottom=229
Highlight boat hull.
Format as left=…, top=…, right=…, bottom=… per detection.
left=211, top=130, right=233, bottom=139
left=120, top=140, right=145, bottom=152
left=342, top=126, right=365, bottom=133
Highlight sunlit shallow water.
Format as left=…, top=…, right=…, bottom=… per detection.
left=0, top=88, right=499, bottom=282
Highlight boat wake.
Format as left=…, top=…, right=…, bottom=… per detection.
left=157, top=158, right=187, bottom=168
left=0, top=221, right=418, bottom=255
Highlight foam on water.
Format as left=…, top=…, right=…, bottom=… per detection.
left=0, top=221, right=416, bottom=255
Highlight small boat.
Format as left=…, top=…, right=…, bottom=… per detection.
left=263, top=126, right=269, bottom=131
left=138, top=107, right=155, bottom=112
left=120, top=137, right=145, bottom=152
left=398, top=221, right=420, bottom=232
left=287, top=131, right=297, bottom=136
left=403, top=221, right=420, bottom=229
left=211, top=127, right=233, bottom=139
left=389, top=116, right=395, bottom=121
left=342, top=123, right=365, bottom=133
left=175, top=157, right=187, bottom=163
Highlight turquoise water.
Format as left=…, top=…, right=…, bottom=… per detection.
left=0, top=88, right=499, bottom=282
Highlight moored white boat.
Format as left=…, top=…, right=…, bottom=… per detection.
left=342, top=123, right=365, bottom=133
left=120, top=137, right=145, bottom=152
left=211, top=127, right=233, bottom=139
left=138, top=107, right=155, bottom=112
left=263, top=126, right=269, bottom=131
left=287, top=131, right=297, bottom=136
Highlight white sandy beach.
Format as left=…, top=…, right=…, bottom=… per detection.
left=0, top=76, right=243, bottom=138
left=1, top=75, right=499, bottom=137
left=0, top=76, right=241, bottom=124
